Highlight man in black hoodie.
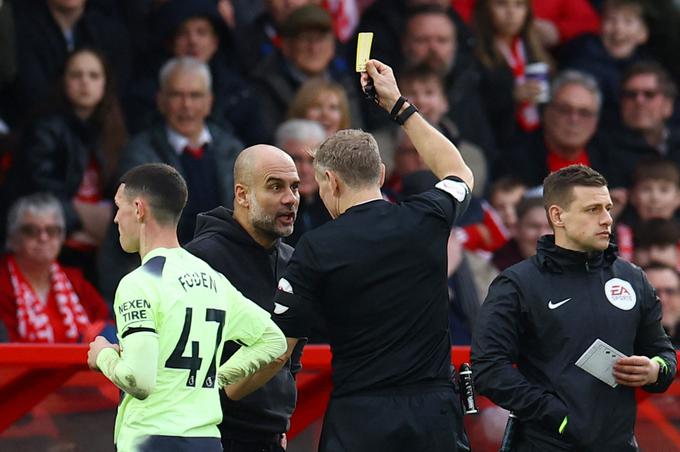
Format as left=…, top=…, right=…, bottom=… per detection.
left=472, top=165, right=677, bottom=451
left=185, top=144, right=301, bottom=452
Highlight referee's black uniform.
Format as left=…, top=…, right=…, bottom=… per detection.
left=274, top=176, right=472, bottom=452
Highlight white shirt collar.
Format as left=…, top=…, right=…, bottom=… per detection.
left=166, top=126, right=213, bottom=156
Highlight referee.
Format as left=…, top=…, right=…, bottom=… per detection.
left=273, top=59, right=474, bottom=452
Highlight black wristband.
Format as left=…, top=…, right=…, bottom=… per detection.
left=389, top=96, right=408, bottom=118
left=393, top=104, right=419, bottom=125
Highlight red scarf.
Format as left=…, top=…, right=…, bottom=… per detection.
left=7, top=255, right=90, bottom=342
left=499, top=37, right=540, bottom=132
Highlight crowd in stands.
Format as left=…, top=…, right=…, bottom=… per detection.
left=0, top=0, right=679, bottom=349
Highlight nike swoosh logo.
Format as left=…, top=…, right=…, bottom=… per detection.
left=548, top=298, right=572, bottom=310
left=273, top=303, right=289, bottom=314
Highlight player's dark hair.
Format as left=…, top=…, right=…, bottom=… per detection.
left=119, top=163, right=188, bottom=225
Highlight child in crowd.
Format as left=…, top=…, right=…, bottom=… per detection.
left=633, top=219, right=680, bottom=270
left=561, top=0, right=649, bottom=128
left=492, top=195, right=551, bottom=271
left=617, top=158, right=680, bottom=260
left=488, top=176, right=527, bottom=236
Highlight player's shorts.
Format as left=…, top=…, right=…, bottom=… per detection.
left=132, top=435, right=222, bottom=452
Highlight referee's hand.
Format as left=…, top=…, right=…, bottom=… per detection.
left=361, top=59, right=402, bottom=112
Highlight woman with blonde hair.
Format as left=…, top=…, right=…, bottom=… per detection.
left=287, top=78, right=352, bottom=136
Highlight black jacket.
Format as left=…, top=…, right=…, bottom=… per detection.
left=10, top=0, right=131, bottom=125
left=10, top=113, right=113, bottom=232
left=472, top=236, right=676, bottom=451
left=185, top=207, right=300, bottom=437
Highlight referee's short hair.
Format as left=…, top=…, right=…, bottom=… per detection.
left=314, top=129, right=382, bottom=189
left=119, top=163, right=188, bottom=226
left=543, top=164, right=607, bottom=211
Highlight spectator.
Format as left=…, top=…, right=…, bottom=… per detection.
left=356, top=0, right=473, bottom=74
left=251, top=4, right=362, bottom=140
left=503, top=70, right=616, bottom=188
left=377, top=65, right=489, bottom=194
left=406, top=64, right=489, bottom=193
left=628, top=158, right=680, bottom=225
left=644, top=0, right=680, bottom=101
left=605, top=61, right=680, bottom=182
left=560, top=0, right=649, bottom=128
left=453, top=0, right=601, bottom=47
left=124, top=0, right=264, bottom=146
left=98, top=57, right=242, bottom=304
left=0, top=193, right=111, bottom=343
left=644, top=262, right=680, bottom=348
left=473, top=0, right=553, bottom=149
left=488, top=176, right=527, bottom=235
left=400, top=6, right=495, bottom=159
left=616, top=158, right=680, bottom=261
left=287, top=78, right=351, bottom=136
left=492, top=196, right=551, bottom=271
left=275, top=119, right=331, bottom=246
left=116, top=57, right=242, bottom=244
left=233, top=0, right=320, bottom=73
left=8, top=48, right=127, bottom=282
left=633, top=219, right=680, bottom=269
left=10, top=0, right=131, bottom=127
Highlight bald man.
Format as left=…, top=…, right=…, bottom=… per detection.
left=185, top=145, right=301, bottom=452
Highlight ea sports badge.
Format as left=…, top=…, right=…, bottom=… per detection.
left=604, top=278, right=636, bottom=310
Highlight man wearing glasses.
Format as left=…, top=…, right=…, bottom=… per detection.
left=607, top=61, right=680, bottom=183
left=502, top=70, right=615, bottom=188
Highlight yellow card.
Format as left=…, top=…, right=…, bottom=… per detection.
left=356, top=32, right=374, bottom=72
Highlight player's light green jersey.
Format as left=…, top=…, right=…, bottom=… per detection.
left=110, top=247, right=272, bottom=451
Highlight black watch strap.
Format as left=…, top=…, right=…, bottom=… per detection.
left=389, top=96, right=408, bottom=118
left=394, top=104, right=419, bottom=125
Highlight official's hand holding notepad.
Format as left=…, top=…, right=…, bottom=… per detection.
left=575, top=338, right=627, bottom=387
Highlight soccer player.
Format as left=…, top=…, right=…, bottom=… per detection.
left=87, top=163, right=286, bottom=452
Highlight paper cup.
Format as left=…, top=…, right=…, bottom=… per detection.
left=525, top=62, right=550, bottom=103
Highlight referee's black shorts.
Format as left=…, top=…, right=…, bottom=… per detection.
left=318, top=384, right=471, bottom=452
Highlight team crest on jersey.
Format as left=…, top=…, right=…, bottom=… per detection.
left=604, top=278, right=636, bottom=310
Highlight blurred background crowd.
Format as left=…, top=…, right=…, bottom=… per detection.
left=0, top=0, right=678, bottom=349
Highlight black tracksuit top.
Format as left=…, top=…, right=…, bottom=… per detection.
left=472, top=235, right=677, bottom=451
left=185, top=207, right=299, bottom=437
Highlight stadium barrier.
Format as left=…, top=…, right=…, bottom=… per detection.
left=0, top=345, right=678, bottom=450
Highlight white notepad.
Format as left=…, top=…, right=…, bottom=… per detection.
left=575, top=339, right=627, bottom=387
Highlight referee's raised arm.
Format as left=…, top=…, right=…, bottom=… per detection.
left=362, top=59, right=474, bottom=190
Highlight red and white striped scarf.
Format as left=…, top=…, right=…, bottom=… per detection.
left=498, top=37, right=540, bottom=132
left=7, top=255, right=90, bottom=342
